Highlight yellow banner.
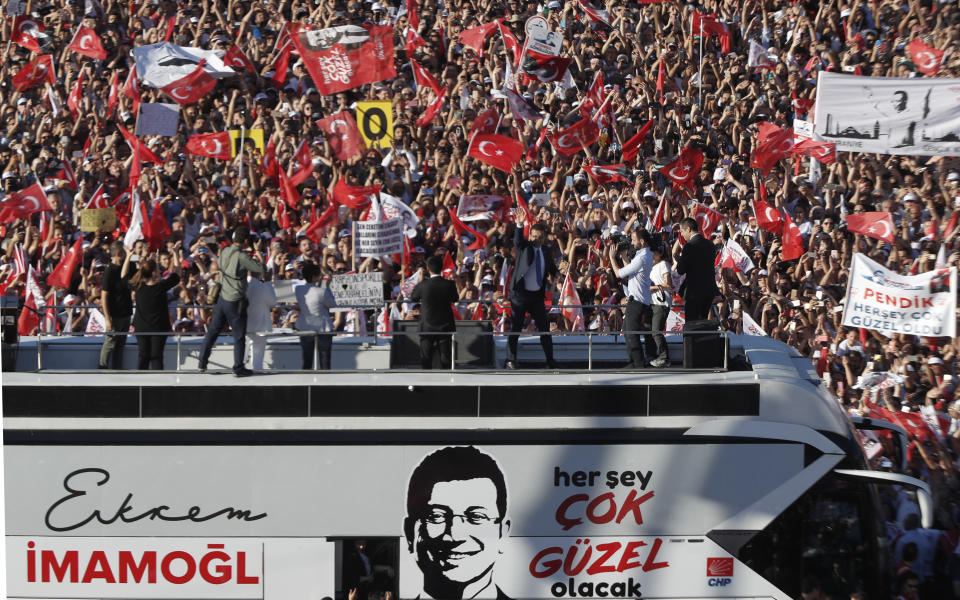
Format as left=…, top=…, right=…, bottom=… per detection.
left=80, top=208, right=117, bottom=232
left=229, top=129, right=265, bottom=157
left=355, top=101, right=393, bottom=149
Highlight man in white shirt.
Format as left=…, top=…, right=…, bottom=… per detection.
left=295, top=262, right=337, bottom=370
left=608, top=228, right=659, bottom=368
left=245, top=273, right=277, bottom=370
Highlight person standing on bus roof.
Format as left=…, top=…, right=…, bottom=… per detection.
left=198, top=226, right=265, bottom=377
left=295, top=261, right=336, bottom=370
left=403, top=446, right=512, bottom=600
left=608, top=228, right=661, bottom=368
left=410, top=255, right=458, bottom=369
left=505, top=220, right=559, bottom=370
left=674, top=217, right=718, bottom=322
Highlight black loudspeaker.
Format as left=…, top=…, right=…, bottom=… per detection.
left=390, top=320, right=495, bottom=368
left=682, top=319, right=727, bottom=368
left=1, top=295, right=19, bottom=344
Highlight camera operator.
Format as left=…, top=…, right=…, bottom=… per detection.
left=608, top=227, right=662, bottom=368
left=197, top=226, right=265, bottom=377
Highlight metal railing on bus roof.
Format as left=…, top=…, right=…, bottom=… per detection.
left=26, top=328, right=728, bottom=373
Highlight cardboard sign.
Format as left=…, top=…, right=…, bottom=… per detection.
left=355, top=100, right=393, bottom=149
left=524, top=15, right=562, bottom=56
left=229, top=128, right=265, bottom=157
left=80, top=208, right=116, bottom=232
left=329, top=271, right=384, bottom=308
left=355, top=218, right=403, bottom=258
left=136, top=103, right=180, bottom=136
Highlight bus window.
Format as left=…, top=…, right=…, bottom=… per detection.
left=336, top=538, right=399, bottom=600
left=738, top=474, right=885, bottom=599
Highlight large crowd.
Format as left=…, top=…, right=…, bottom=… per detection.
left=3, top=0, right=960, bottom=595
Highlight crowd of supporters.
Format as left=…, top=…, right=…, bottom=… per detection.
left=3, top=0, right=960, bottom=595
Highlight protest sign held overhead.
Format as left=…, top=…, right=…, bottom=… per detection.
left=843, top=253, right=956, bottom=338
left=814, top=72, right=960, bottom=156
left=229, top=129, right=264, bottom=157
left=356, top=217, right=404, bottom=258
left=355, top=100, right=394, bottom=149
left=288, top=24, right=396, bottom=95
left=329, top=271, right=384, bottom=308
left=457, top=195, right=508, bottom=222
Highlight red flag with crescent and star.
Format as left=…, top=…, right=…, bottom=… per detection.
left=185, top=132, right=232, bottom=160
left=224, top=45, right=256, bottom=73
left=67, top=24, right=107, bottom=60
left=468, top=133, right=525, bottom=172
left=690, top=201, right=723, bottom=237
left=0, top=183, right=52, bottom=223
left=846, top=212, right=896, bottom=244
left=657, top=146, right=703, bottom=193
left=161, top=60, right=218, bottom=105
left=908, top=40, right=944, bottom=76
left=548, top=118, right=600, bottom=156
left=316, top=111, right=364, bottom=161
left=752, top=196, right=783, bottom=235
left=12, top=54, right=55, bottom=92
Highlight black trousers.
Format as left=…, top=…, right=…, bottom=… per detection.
left=99, top=314, right=130, bottom=369
left=136, top=334, right=166, bottom=370
left=199, top=298, right=248, bottom=372
left=419, top=332, right=452, bottom=369
left=300, top=333, right=332, bottom=370
left=624, top=299, right=655, bottom=367
left=684, top=294, right=713, bottom=321
left=507, top=289, right=554, bottom=363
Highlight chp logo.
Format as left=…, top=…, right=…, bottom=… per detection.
left=706, top=557, right=733, bottom=587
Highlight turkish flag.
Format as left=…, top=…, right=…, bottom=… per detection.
left=12, top=15, right=44, bottom=52
left=67, top=68, right=85, bottom=115
left=471, top=108, right=500, bottom=136
left=908, top=40, right=944, bottom=76
left=585, top=72, right=605, bottom=108
left=18, top=290, right=39, bottom=336
left=560, top=272, right=585, bottom=331
left=405, top=28, right=427, bottom=56
left=316, top=111, right=363, bottom=161
left=262, top=137, right=280, bottom=180
left=584, top=162, right=630, bottom=184
left=56, top=161, right=78, bottom=190
left=690, top=202, right=722, bottom=237
left=750, top=125, right=794, bottom=174
left=691, top=11, right=730, bottom=53
left=522, top=51, right=572, bottom=83
left=416, top=90, right=446, bottom=128
left=792, top=138, right=836, bottom=164
left=185, top=132, right=232, bottom=160
left=84, top=184, right=110, bottom=209
left=270, top=42, right=293, bottom=89
left=106, top=70, right=120, bottom=116
left=791, top=90, right=814, bottom=116
left=411, top=59, right=442, bottom=95
left=407, top=0, right=420, bottom=30
left=278, top=169, right=301, bottom=210
left=622, top=119, right=654, bottom=163
left=161, top=60, right=218, bottom=105
left=655, top=59, right=665, bottom=101
left=288, top=141, right=315, bottom=187
left=333, top=179, right=379, bottom=209
left=780, top=212, right=805, bottom=261
left=118, top=125, right=162, bottom=164
left=752, top=197, right=783, bottom=234
left=304, top=201, right=340, bottom=245
left=290, top=24, right=396, bottom=95
left=657, top=146, right=704, bottom=192
left=578, top=0, right=611, bottom=28
left=548, top=118, right=600, bottom=156
left=448, top=204, right=489, bottom=251
left=458, top=21, right=499, bottom=54
left=67, top=25, right=108, bottom=60
left=224, top=45, right=256, bottom=73
left=148, top=202, right=171, bottom=251
left=498, top=21, right=521, bottom=64
left=46, top=236, right=84, bottom=289
left=0, top=183, right=52, bottom=222
left=12, top=54, right=56, bottom=92
left=468, top=133, right=525, bottom=172
left=846, top=212, right=896, bottom=244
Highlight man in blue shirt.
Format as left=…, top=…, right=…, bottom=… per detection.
left=608, top=228, right=662, bottom=368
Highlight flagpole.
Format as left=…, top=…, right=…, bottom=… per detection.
left=351, top=220, right=357, bottom=272
left=239, top=124, right=246, bottom=189
left=698, top=20, right=704, bottom=107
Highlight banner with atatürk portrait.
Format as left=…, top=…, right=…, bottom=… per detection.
left=813, top=71, right=960, bottom=156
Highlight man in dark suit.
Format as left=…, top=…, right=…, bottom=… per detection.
left=675, top=217, right=719, bottom=321
left=411, top=255, right=459, bottom=369
left=506, top=222, right=559, bottom=369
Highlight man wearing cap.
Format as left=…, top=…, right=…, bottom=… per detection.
left=411, top=255, right=459, bottom=369
left=505, top=220, right=559, bottom=370
left=198, top=226, right=265, bottom=377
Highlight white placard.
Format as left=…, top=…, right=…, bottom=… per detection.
left=136, top=103, right=180, bottom=137
left=842, top=252, right=956, bottom=337
left=814, top=71, right=960, bottom=155
left=355, top=217, right=403, bottom=258
left=329, top=271, right=384, bottom=308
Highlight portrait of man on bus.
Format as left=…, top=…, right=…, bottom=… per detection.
left=403, top=446, right=512, bottom=600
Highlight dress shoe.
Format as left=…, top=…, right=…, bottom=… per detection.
left=234, top=367, right=253, bottom=378
left=504, top=360, right=517, bottom=370
left=546, top=359, right=560, bottom=369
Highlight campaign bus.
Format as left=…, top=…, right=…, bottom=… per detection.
left=2, top=334, right=930, bottom=600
